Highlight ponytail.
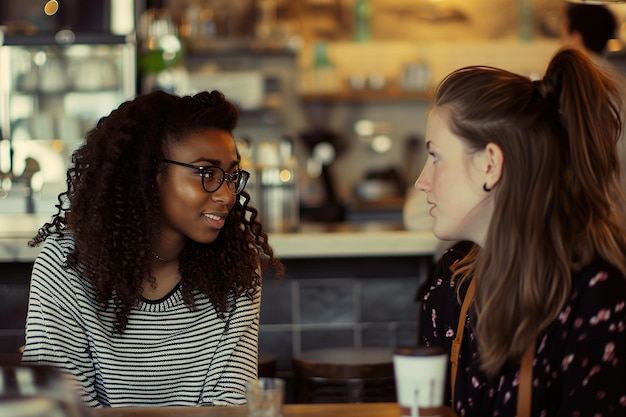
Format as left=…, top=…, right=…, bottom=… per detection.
left=542, top=48, right=625, bottom=271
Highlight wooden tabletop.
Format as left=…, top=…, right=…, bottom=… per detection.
left=92, top=402, right=401, bottom=417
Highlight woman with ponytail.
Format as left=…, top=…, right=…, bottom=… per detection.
left=416, top=48, right=626, bottom=416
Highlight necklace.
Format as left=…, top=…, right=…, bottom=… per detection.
left=150, top=250, right=175, bottom=263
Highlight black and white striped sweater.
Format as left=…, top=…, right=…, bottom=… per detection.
left=21, top=232, right=260, bottom=408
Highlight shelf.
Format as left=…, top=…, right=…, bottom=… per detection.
left=12, top=87, right=122, bottom=95
left=184, top=37, right=299, bottom=57
left=299, top=86, right=432, bottom=103
left=1, top=32, right=131, bottom=46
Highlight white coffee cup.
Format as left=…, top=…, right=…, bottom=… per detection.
left=393, top=347, right=447, bottom=417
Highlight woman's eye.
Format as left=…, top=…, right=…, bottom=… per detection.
left=199, top=168, right=216, bottom=179
left=429, top=152, right=439, bottom=163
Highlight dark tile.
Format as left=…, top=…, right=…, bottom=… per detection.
left=259, top=328, right=293, bottom=371
left=300, top=328, right=355, bottom=351
left=361, top=323, right=393, bottom=347
left=282, top=256, right=428, bottom=280
left=0, top=284, right=30, bottom=328
left=396, top=322, right=418, bottom=347
left=360, top=278, right=421, bottom=322
left=299, top=280, right=354, bottom=324
left=0, top=263, right=34, bottom=284
left=260, top=279, right=292, bottom=324
left=0, top=334, right=25, bottom=356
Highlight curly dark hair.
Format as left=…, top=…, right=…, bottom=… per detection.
left=29, top=89, right=284, bottom=333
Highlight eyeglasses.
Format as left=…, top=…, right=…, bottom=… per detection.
left=162, top=159, right=250, bottom=195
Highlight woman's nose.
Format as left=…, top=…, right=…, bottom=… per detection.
left=415, top=165, right=431, bottom=192
left=212, top=182, right=235, bottom=204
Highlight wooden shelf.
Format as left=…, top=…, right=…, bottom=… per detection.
left=299, top=85, right=432, bottom=103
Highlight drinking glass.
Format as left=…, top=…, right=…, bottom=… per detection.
left=0, top=363, right=89, bottom=417
left=245, top=377, right=284, bottom=417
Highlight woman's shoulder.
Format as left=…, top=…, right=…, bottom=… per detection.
left=574, top=259, right=625, bottom=285
left=38, top=229, right=76, bottom=256
left=33, top=230, right=94, bottom=296
left=571, top=259, right=626, bottom=311
left=437, top=241, right=474, bottom=276
left=420, top=241, right=474, bottom=303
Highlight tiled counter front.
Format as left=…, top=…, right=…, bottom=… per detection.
left=0, top=263, right=33, bottom=356
left=1, top=255, right=434, bottom=368
left=0, top=256, right=432, bottom=370
left=0, top=215, right=441, bottom=369
left=258, top=254, right=434, bottom=372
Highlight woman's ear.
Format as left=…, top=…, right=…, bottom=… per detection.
left=483, top=142, right=503, bottom=191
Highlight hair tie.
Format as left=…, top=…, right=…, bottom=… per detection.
left=532, top=79, right=547, bottom=100
left=532, top=78, right=559, bottom=108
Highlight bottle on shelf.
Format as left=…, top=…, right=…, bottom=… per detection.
left=518, top=0, right=533, bottom=42
left=311, top=42, right=338, bottom=92
left=354, top=0, right=371, bottom=42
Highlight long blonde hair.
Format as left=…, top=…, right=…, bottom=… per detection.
left=436, top=48, right=626, bottom=376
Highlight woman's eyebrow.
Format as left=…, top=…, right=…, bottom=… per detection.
left=190, top=158, right=220, bottom=165
left=190, top=158, right=240, bottom=168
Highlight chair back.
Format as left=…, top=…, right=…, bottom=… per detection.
left=291, top=347, right=396, bottom=403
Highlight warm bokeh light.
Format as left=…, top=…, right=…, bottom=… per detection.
left=279, top=169, right=293, bottom=182
left=607, top=38, right=622, bottom=53
left=44, top=0, right=59, bottom=16
left=371, top=134, right=392, bottom=154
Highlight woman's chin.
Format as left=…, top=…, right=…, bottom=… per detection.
left=432, top=225, right=460, bottom=242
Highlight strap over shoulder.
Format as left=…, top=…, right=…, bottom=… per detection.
left=449, top=278, right=534, bottom=417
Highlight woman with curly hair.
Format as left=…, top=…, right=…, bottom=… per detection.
left=416, top=48, right=626, bottom=416
left=21, top=89, right=284, bottom=407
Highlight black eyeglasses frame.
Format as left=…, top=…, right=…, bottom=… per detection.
left=161, top=159, right=250, bottom=195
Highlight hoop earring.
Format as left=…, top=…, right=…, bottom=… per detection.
left=483, top=183, right=492, bottom=192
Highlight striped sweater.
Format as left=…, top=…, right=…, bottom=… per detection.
left=21, top=232, right=260, bottom=407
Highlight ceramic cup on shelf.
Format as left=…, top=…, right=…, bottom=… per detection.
left=37, top=55, right=69, bottom=92
left=71, top=57, right=119, bottom=90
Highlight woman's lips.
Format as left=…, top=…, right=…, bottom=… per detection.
left=203, top=213, right=226, bottom=228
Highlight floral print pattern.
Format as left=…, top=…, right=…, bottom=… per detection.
left=419, top=244, right=626, bottom=417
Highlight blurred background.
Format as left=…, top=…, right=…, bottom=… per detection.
left=3, top=0, right=626, bottom=394
left=4, top=0, right=626, bottom=225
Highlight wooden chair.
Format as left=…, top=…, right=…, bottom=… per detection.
left=258, top=351, right=277, bottom=378
left=0, top=345, right=23, bottom=366
left=291, top=347, right=396, bottom=404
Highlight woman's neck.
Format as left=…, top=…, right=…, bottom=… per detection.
left=143, top=260, right=181, bottom=300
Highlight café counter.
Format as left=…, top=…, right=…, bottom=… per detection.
left=92, top=402, right=403, bottom=417
left=0, top=214, right=441, bottom=262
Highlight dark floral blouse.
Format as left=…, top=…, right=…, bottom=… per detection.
left=419, top=242, right=626, bottom=417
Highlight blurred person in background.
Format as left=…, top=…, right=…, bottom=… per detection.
left=561, top=2, right=617, bottom=62
left=562, top=3, right=626, bottom=201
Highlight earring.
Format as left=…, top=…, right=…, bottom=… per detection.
left=483, top=183, right=491, bottom=192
